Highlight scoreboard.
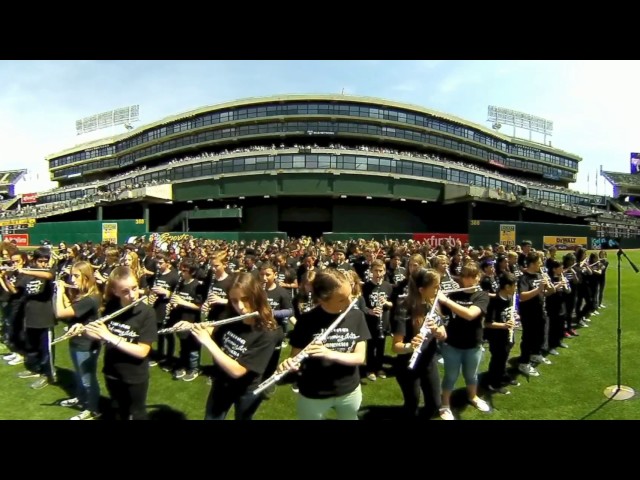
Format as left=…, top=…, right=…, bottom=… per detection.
left=0, top=217, right=35, bottom=246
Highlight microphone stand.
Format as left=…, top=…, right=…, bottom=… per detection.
left=603, top=246, right=638, bottom=400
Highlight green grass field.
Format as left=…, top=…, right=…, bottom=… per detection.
left=2, top=251, right=640, bottom=420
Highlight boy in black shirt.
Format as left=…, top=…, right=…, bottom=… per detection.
left=484, top=273, right=518, bottom=394
left=15, top=248, right=56, bottom=389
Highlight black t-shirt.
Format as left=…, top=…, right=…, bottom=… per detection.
left=293, top=291, right=316, bottom=320
left=289, top=306, right=370, bottom=399
left=599, top=259, right=609, bottom=283
left=3, top=272, right=25, bottom=322
left=480, top=275, right=499, bottom=295
left=169, top=279, right=204, bottom=325
left=143, top=256, right=157, bottom=286
left=152, top=269, right=180, bottom=322
left=545, top=275, right=566, bottom=318
left=518, top=272, right=544, bottom=319
left=205, top=274, right=234, bottom=321
left=392, top=301, right=438, bottom=368
left=484, top=294, right=512, bottom=342
left=103, top=301, right=157, bottom=384
left=509, top=263, right=523, bottom=279
left=362, top=280, right=394, bottom=334
left=351, top=256, right=370, bottom=282
left=19, top=269, right=56, bottom=328
left=332, top=262, right=353, bottom=274
left=266, top=285, right=293, bottom=326
left=442, top=290, right=489, bottom=349
left=386, top=266, right=406, bottom=286
left=212, top=317, right=280, bottom=394
left=276, top=265, right=297, bottom=298
left=70, top=294, right=102, bottom=351
left=439, top=272, right=460, bottom=293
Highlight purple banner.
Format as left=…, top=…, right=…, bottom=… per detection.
left=632, top=152, right=640, bottom=174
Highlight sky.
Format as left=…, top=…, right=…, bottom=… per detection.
left=0, top=60, right=638, bottom=197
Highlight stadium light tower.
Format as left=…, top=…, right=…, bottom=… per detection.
left=487, top=106, right=553, bottom=145
left=75, top=105, right=140, bottom=136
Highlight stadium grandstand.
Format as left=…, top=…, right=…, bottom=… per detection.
left=1, top=94, right=638, bottom=240
left=0, top=169, right=27, bottom=212
left=601, top=169, right=640, bottom=237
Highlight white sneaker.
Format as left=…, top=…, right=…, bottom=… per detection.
left=60, top=397, right=80, bottom=408
left=518, top=363, right=540, bottom=377
left=548, top=349, right=560, bottom=356
left=531, top=355, right=552, bottom=365
left=3, top=352, right=17, bottom=361
left=7, top=355, right=24, bottom=366
left=439, top=407, right=455, bottom=420
left=70, top=410, right=100, bottom=420
left=470, top=398, right=491, bottom=412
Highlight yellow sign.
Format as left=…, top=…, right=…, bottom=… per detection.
left=543, top=236, right=587, bottom=250
left=0, top=217, right=36, bottom=228
left=102, top=223, right=118, bottom=244
left=157, top=233, right=193, bottom=244
left=499, top=224, right=516, bottom=247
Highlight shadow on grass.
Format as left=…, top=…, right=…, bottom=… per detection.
left=147, top=404, right=188, bottom=421
left=358, top=405, right=405, bottom=421
left=579, top=396, right=616, bottom=420
left=40, top=367, right=76, bottom=407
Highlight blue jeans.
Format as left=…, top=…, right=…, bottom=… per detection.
left=441, top=343, right=483, bottom=392
left=70, top=346, right=101, bottom=413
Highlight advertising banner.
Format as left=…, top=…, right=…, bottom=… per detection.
left=499, top=224, right=516, bottom=247
left=413, top=233, right=469, bottom=247
left=543, top=236, right=588, bottom=250
left=21, top=193, right=38, bottom=204
left=4, top=234, right=29, bottom=247
left=101, top=223, right=118, bottom=244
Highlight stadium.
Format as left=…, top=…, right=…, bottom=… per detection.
left=1, top=94, right=639, bottom=247
left=2, top=94, right=640, bottom=421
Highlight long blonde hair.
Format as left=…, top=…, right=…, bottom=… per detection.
left=70, top=261, right=101, bottom=302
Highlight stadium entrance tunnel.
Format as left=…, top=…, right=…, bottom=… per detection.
left=278, top=221, right=332, bottom=241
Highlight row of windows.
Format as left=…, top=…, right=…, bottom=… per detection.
left=43, top=154, right=601, bottom=208
left=49, top=101, right=579, bottom=171
left=42, top=187, right=98, bottom=204
left=51, top=121, right=574, bottom=181
left=39, top=153, right=526, bottom=205
left=528, top=188, right=597, bottom=207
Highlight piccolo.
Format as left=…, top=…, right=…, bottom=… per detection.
left=157, top=311, right=259, bottom=334
left=51, top=295, right=148, bottom=345
left=253, top=298, right=358, bottom=396
left=408, top=295, right=440, bottom=370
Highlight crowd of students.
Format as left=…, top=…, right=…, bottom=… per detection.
left=0, top=235, right=607, bottom=420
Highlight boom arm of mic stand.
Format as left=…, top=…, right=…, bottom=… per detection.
left=617, top=248, right=639, bottom=273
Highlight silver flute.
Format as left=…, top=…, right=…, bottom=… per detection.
left=508, top=291, right=517, bottom=344
left=253, top=298, right=358, bottom=396
left=408, top=294, right=440, bottom=370
left=442, top=285, right=482, bottom=295
left=51, top=295, right=148, bottom=345
left=157, top=311, right=259, bottom=334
